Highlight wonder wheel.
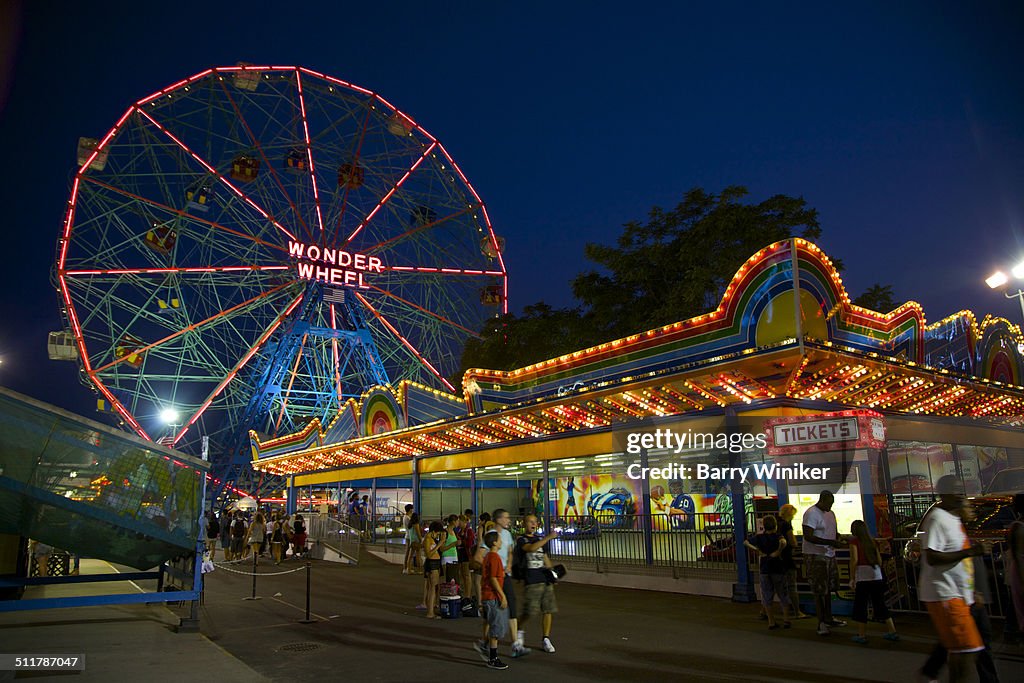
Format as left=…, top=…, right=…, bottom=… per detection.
left=54, top=65, right=507, bottom=491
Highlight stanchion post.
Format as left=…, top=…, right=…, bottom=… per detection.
left=299, top=562, right=315, bottom=623
left=242, top=551, right=261, bottom=600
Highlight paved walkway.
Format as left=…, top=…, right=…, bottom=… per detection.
left=2, top=554, right=1022, bottom=681
left=0, top=561, right=265, bottom=682
left=196, top=553, right=1023, bottom=682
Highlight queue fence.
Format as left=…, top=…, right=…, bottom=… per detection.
left=307, top=515, right=361, bottom=564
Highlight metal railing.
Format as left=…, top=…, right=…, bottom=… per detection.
left=888, top=537, right=1012, bottom=618
left=307, top=515, right=361, bottom=564
left=543, top=513, right=748, bottom=580
left=0, top=387, right=206, bottom=568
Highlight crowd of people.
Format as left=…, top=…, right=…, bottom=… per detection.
left=395, top=491, right=1024, bottom=675
left=746, top=484, right=1023, bottom=683
left=400, top=505, right=561, bottom=670
left=200, top=486, right=1024, bottom=677
left=201, top=509, right=309, bottom=566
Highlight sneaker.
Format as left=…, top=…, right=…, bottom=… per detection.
left=883, top=632, right=901, bottom=642
left=511, top=644, right=531, bottom=658
left=487, top=658, right=509, bottom=670
left=817, top=623, right=831, bottom=636
left=828, top=619, right=847, bottom=627
left=402, top=568, right=409, bottom=574
left=542, top=637, right=556, bottom=653
left=851, top=635, right=868, bottom=644
left=415, top=604, right=427, bottom=611
left=474, top=640, right=489, bottom=661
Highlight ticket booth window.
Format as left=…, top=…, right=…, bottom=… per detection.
left=764, top=411, right=887, bottom=537
left=788, top=467, right=863, bottom=538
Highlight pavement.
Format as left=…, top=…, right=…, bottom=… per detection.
left=1, top=553, right=1022, bottom=682
left=0, top=560, right=266, bottom=682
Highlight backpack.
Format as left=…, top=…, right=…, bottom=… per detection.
left=511, top=536, right=527, bottom=580
left=208, top=517, right=220, bottom=536
left=232, top=518, right=246, bottom=536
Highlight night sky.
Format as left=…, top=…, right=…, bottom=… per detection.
left=1, top=1, right=1022, bottom=416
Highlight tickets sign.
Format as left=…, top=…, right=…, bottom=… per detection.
left=764, top=411, right=885, bottom=455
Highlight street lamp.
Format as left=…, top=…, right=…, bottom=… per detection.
left=985, top=259, right=1024, bottom=323
left=158, top=407, right=182, bottom=447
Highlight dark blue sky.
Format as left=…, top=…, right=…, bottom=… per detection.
left=1, top=1, right=1022, bottom=414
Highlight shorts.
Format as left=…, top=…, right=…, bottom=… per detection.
left=423, top=558, right=441, bottom=577
left=483, top=599, right=509, bottom=640
left=230, top=537, right=244, bottom=555
left=521, top=582, right=557, bottom=617
left=759, top=573, right=789, bottom=607
left=805, top=554, right=838, bottom=595
left=502, top=575, right=518, bottom=617
left=441, top=555, right=458, bottom=565
left=852, top=579, right=890, bottom=623
left=925, top=598, right=984, bottom=653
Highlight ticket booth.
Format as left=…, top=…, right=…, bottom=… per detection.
left=762, top=410, right=891, bottom=615
left=764, top=410, right=889, bottom=535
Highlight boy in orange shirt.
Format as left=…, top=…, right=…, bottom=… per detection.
left=478, top=531, right=509, bottom=670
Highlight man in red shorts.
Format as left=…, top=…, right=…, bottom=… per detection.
left=918, top=475, right=990, bottom=683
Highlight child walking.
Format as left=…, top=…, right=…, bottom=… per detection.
left=477, top=530, right=510, bottom=670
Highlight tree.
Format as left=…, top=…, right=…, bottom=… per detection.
left=458, top=303, right=587, bottom=373
left=460, top=186, right=825, bottom=374
left=853, top=284, right=897, bottom=313
left=572, top=186, right=821, bottom=342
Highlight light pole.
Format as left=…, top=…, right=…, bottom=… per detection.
left=985, top=260, right=1024, bottom=323
left=159, top=407, right=181, bottom=446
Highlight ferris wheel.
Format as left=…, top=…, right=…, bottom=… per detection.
left=54, top=65, right=507, bottom=461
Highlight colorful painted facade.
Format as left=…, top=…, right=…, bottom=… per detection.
left=252, top=238, right=1024, bottom=476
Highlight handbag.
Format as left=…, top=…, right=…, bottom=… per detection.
left=470, top=545, right=486, bottom=571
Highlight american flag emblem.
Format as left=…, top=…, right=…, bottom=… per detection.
left=323, top=288, right=347, bottom=304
